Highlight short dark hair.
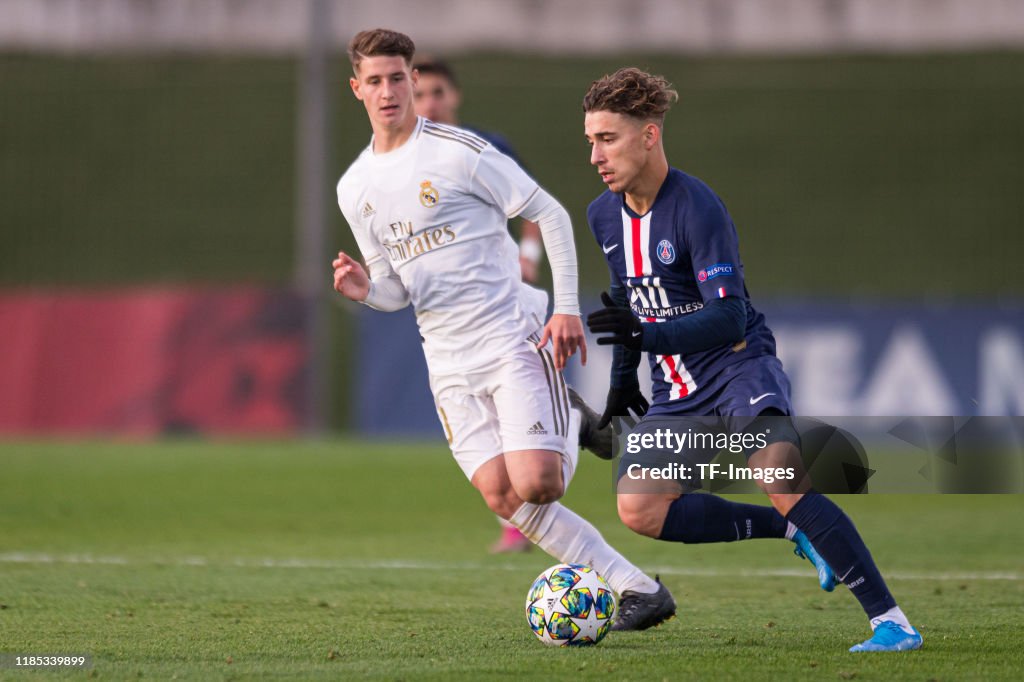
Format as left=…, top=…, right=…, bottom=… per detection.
left=412, top=57, right=460, bottom=90
left=583, top=67, right=679, bottom=124
left=347, top=28, right=416, bottom=72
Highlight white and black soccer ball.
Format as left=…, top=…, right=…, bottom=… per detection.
left=525, top=563, right=616, bottom=646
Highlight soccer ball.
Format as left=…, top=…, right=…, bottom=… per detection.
left=525, top=563, right=616, bottom=646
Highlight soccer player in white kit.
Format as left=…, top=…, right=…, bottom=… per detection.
left=333, top=28, right=675, bottom=631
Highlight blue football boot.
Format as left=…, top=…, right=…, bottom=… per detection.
left=849, top=621, right=923, bottom=652
left=792, top=530, right=837, bottom=592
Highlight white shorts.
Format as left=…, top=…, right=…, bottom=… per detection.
left=430, top=338, right=579, bottom=484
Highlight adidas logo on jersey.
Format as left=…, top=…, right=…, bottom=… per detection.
left=361, top=202, right=376, bottom=218
left=527, top=422, right=547, bottom=435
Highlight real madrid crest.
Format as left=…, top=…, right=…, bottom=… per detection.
left=419, top=180, right=440, bottom=208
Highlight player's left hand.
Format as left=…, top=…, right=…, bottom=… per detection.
left=586, top=291, right=644, bottom=350
left=538, top=314, right=588, bottom=370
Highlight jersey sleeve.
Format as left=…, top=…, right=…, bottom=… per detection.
left=338, top=185, right=389, bottom=273
left=468, top=127, right=528, bottom=172
left=469, top=145, right=540, bottom=219
left=607, top=266, right=643, bottom=388
left=682, top=188, right=746, bottom=304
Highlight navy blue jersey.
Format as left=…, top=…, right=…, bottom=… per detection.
left=588, top=168, right=779, bottom=415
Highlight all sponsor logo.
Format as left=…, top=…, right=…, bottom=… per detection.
left=656, top=239, right=676, bottom=264
left=697, top=263, right=734, bottom=282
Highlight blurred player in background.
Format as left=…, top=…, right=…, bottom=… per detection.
left=413, top=56, right=543, bottom=553
left=334, top=29, right=675, bottom=631
left=413, top=57, right=545, bottom=285
left=582, top=67, right=922, bottom=651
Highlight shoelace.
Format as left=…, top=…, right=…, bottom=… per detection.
left=875, top=621, right=906, bottom=639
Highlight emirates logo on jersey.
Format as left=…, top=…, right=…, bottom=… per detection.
left=419, top=180, right=440, bottom=208
left=382, top=224, right=458, bottom=264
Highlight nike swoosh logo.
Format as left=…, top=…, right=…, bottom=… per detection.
left=602, top=242, right=619, bottom=254
left=749, top=392, right=776, bottom=405
left=631, top=330, right=642, bottom=337
left=838, top=567, right=855, bottom=582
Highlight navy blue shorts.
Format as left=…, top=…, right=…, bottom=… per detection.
left=712, top=354, right=793, bottom=432
left=617, top=355, right=798, bottom=487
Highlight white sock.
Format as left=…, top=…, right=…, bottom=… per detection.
left=870, top=606, right=914, bottom=634
left=785, top=521, right=798, bottom=541
left=510, top=501, right=659, bottom=595
left=498, top=515, right=515, bottom=529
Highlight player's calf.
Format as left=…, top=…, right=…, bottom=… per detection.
left=617, top=492, right=677, bottom=538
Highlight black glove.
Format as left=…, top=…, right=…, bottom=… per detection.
left=597, top=385, right=650, bottom=430
left=587, top=291, right=644, bottom=350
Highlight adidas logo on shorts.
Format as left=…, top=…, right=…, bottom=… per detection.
left=527, top=421, right=547, bottom=435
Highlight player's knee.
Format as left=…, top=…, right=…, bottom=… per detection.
left=616, top=496, right=662, bottom=538
left=473, top=474, right=522, bottom=520
left=513, top=476, right=563, bottom=506
left=480, top=486, right=522, bottom=520
left=505, top=451, right=565, bottom=505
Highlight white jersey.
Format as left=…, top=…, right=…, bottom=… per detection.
left=337, top=116, right=549, bottom=377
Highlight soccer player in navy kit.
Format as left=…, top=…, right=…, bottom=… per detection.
left=582, top=68, right=922, bottom=652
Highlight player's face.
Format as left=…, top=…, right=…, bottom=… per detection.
left=414, top=72, right=461, bottom=124
left=350, top=55, right=417, bottom=131
left=584, top=110, right=654, bottom=195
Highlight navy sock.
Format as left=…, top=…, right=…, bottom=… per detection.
left=786, top=491, right=897, bottom=618
left=658, top=493, right=788, bottom=543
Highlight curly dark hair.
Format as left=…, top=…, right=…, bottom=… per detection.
left=347, top=29, right=416, bottom=71
left=583, top=67, right=679, bottom=124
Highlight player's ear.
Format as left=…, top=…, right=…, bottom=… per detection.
left=643, top=122, right=660, bottom=150
left=350, top=75, right=363, bottom=100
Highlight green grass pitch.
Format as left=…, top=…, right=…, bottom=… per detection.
left=1, top=440, right=1022, bottom=680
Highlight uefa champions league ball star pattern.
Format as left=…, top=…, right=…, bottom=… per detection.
left=525, top=564, right=616, bottom=646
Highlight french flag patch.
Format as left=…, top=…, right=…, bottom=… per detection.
left=717, top=286, right=727, bottom=298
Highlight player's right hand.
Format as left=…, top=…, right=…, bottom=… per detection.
left=332, top=251, right=370, bottom=301
left=597, top=385, right=649, bottom=430
left=538, top=313, right=588, bottom=371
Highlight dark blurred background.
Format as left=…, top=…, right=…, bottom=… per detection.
left=2, top=0, right=1022, bottom=436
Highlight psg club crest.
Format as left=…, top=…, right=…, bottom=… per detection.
left=656, top=239, right=676, bottom=264
left=419, top=180, right=440, bottom=208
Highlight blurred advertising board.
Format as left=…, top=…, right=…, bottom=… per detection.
left=354, top=300, right=1024, bottom=438
left=0, top=288, right=307, bottom=435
